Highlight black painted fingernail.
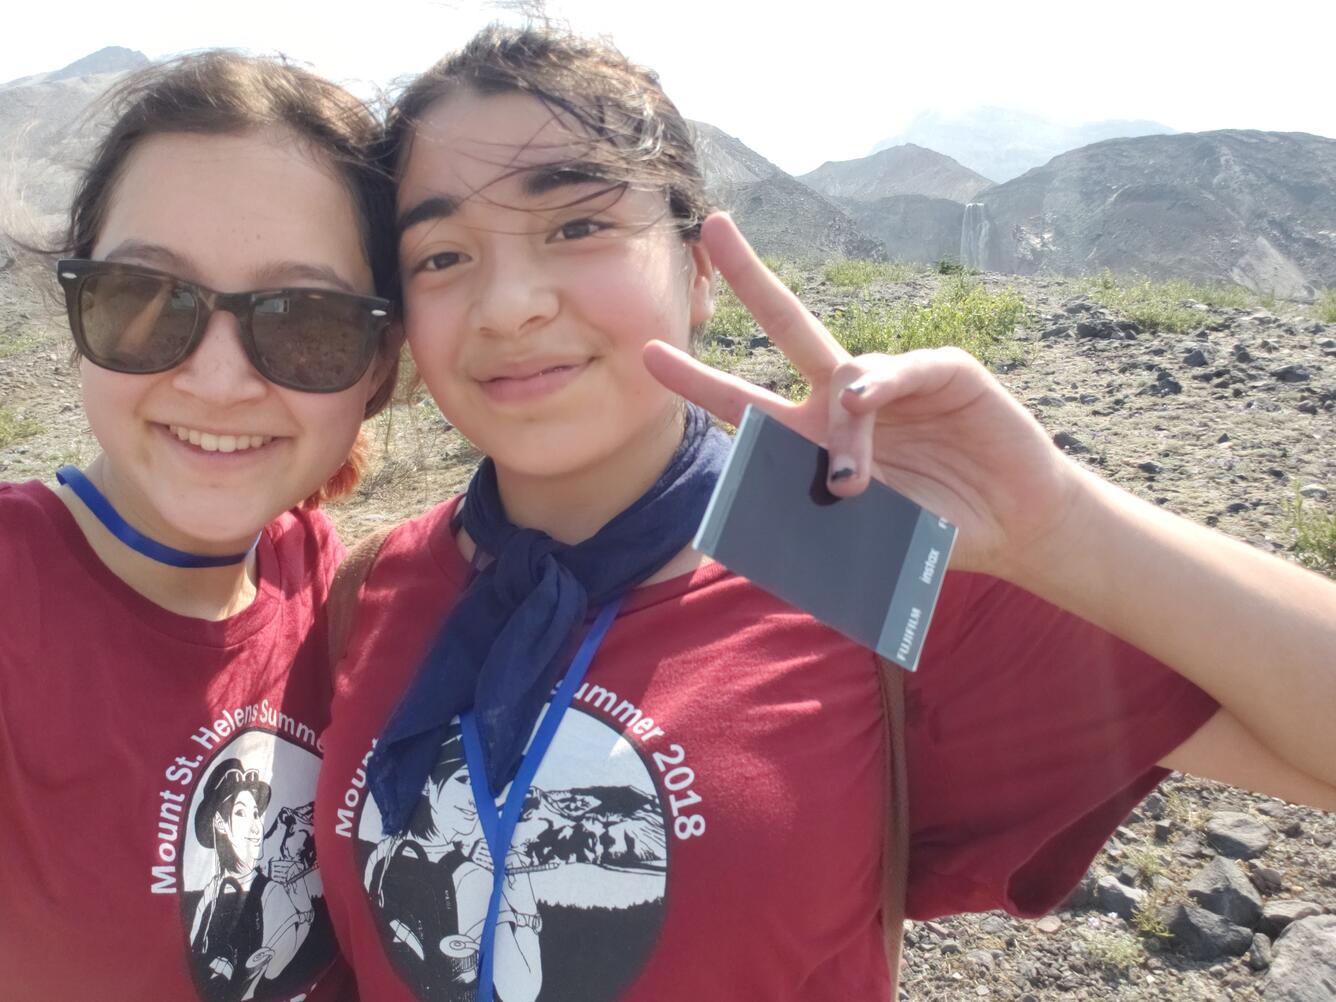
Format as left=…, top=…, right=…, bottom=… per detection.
left=846, top=380, right=869, bottom=395
left=829, top=466, right=856, bottom=482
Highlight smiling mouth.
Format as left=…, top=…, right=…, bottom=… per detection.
left=479, top=360, right=590, bottom=403
left=485, top=362, right=585, bottom=384
left=167, top=424, right=275, bottom=454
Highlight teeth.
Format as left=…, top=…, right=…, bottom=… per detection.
left=168, top=426, right=273, bottom=453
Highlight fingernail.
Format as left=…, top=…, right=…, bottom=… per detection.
left=829, top=462, right=857, bottom=482
left=845, top=379, right=869, bottom=395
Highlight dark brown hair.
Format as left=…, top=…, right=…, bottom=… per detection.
left=384, top=24, right=714, bottom=246
left=51, top=51, right=401, bottom=503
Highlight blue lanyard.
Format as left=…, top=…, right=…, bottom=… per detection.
left=460, top=598, right=622, bottom=1002
left=56, top=465, right=259, bottom=568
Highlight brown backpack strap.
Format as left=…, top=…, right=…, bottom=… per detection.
left=326, top=528, right=392, bottom=682
left=876, top=655, right=910, bottom=999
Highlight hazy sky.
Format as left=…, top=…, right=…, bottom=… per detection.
left=3, top=0, right=1334, bottom=175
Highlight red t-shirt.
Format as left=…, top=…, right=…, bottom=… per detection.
left=316, top=497, right=1219, bottom=1001
left=0, top=480, right=355, bottom=1001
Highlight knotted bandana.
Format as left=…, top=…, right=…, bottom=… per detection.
left=368, top=405, right=731, bottom=835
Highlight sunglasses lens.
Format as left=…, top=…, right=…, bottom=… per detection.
left=77, top=272, right=197, bottom=372
left=251, top=292, right=380, bottom=392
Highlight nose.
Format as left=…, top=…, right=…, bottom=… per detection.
left=472, top=240, right=559, bottom=338
left=169, top=308, right=269, bottom=404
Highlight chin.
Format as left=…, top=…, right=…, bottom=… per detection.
left=157, top=496, right=287, bottom=552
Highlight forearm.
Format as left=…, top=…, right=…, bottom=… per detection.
left=1009, top=465, right=1336, bottom=788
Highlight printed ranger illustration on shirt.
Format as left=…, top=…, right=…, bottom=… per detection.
left=175, top=727, right=338, bottom=1001
left=354, top=715, right=670, bottom=1001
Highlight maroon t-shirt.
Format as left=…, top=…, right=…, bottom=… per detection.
left=0, top=480, right=355, bottom=1001
left=316, top=497, right=1219, bottom=1001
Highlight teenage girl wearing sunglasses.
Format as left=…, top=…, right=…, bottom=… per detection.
left=314, top=26, right=1336, bottom=1002
left=0, top=53, right=397, bottom=1000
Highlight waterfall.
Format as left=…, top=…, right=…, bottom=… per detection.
left=960, top=202, right=991, bottom=271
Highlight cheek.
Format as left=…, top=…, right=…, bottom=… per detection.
left=79, top=364, right=152, bottom=450
left=285, top=387, right=367, bottom=462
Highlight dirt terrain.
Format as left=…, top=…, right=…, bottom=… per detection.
left=2, top=263, right=1334, bottom=1000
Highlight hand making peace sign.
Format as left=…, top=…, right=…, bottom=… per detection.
left=644, top=213, right=1090, bottom=580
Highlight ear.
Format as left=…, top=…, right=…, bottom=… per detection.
left=213, top=813, right=228, bottom=835
left=685, top=238, right=715, bottom=330
left=364, top=321, right=407, bottom=419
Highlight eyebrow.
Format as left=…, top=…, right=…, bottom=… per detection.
left=102, top=241, right=359, bottom=294
left=397, top=195, right=459, bottom=238
left=396, top=162, right=624, bottom=238
left=521, top=161, right=618, bottom=196
left=251, top=261, right=359, bottom=294
left=103, top=240, right=194, bottom=273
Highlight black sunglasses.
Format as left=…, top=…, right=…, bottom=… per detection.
left=56, top=259, right=392, bottom=393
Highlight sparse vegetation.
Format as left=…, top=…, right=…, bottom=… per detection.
left=0, top=329, right=44, bottom=361
left=1084, top=272, right=1254, bottom=333
left=1131, top=887, right=1175, bottom=940
left=0, top=406, right=42, bottom=448
left=822, top=258, right=924, bottom=289
left=1316, top=288, right=1336, bottom=323
left=935, top=256, right=967, bottom=275
left=1122, top=845, right=1166, bottom=880
left=826, top=275, right=1027, bottom=365
left=1076, top=926, right=1146, bottom=974
left=1288, top=490, right=1336, bottom=578
left=760, top=256, right=804, bottom=295
left=704, top=281, right=756, bottom=345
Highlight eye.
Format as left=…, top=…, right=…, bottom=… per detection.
left=416, top=250, right=465, bottom=273
left=551, top=218, right=610, bottom=242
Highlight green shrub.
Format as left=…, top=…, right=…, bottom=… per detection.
left=1288, top=491, right=1336, bottom=578
left=1316, top=288, right=1336, bottom=324
left=1084, top=272, right=1253, bottom=333
left=935, top=256, right=966, bottom=275
left=0, top=407, right=42, bottom=449
left=827, top=276, right=1026, bottom=364
left=822, top=259, right=924, bottom=289
left=704, top=282, right=756, bottom=345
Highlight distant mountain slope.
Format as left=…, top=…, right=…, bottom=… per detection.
left=967, top=130, right=1336, bottom=300
left=799, top=144, right=994, bottom=204
left=873, top=107, right=1176, bottom=183
left=0, top=49, right=147, bottom=234
left=689, top=121, right=882, bottom=261
left=839, top=194, right=965, bottom=265
left=9, top=46, right=150, bottom=87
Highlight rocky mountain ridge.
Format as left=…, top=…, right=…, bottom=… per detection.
left=799, top=143, right=994, bottom=204
left=3, top=51, right=1333, bottom=307
left=966, top=130, right=1336, bottom=302
left=873, top=106, right=1177, bottom=183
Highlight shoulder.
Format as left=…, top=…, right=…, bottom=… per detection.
left=265, top=504, right=346, bottom=594
left=363, top=496, right=465, bottom=592
left=0, top=480, right=66, bottom=573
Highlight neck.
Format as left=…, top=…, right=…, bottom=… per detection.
left=55, top=456, right=259, bottom=621
left=458, top=404, right=708, bottom=584
left=497, top=405, right=687, bottom=545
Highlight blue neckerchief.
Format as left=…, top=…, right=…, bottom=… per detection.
left=368, top=405, right=730, bottom=835
left=56, top=466, right=258, bottom=568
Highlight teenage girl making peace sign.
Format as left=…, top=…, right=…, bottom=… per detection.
left=314, top=25, right=1336, bottom=1001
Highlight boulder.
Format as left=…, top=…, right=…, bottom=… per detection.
left=1205, top=812, right=1272, bottom=859
left=1264, top=915, right=1336, bottom=1002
